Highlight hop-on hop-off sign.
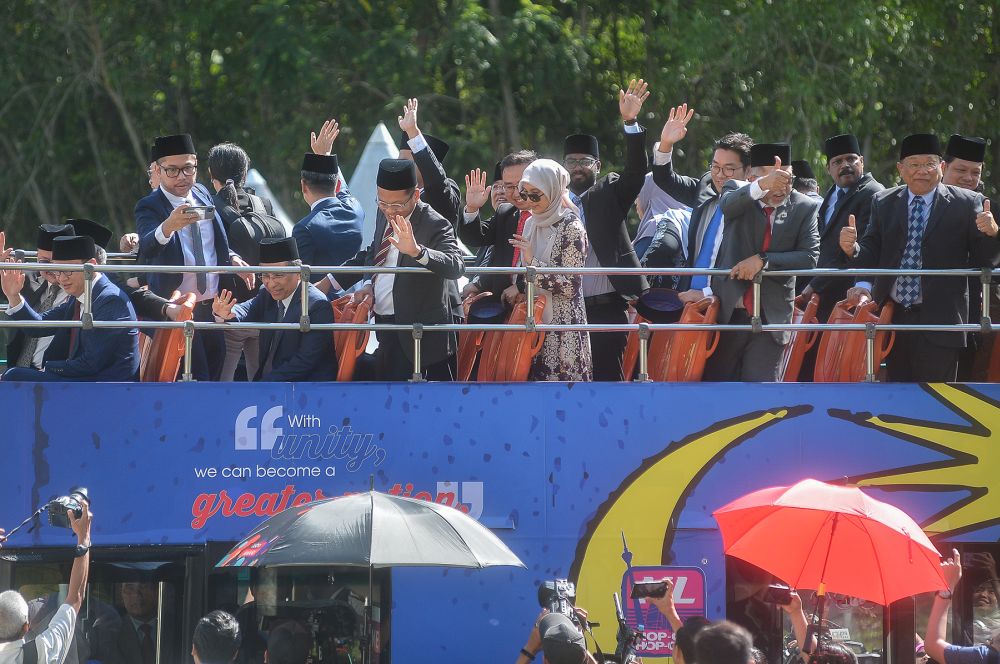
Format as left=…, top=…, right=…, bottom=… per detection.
left=620, top=567, right=707, bottom=657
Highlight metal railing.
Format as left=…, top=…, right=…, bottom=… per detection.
left=1, top=260, right=996, bottom=383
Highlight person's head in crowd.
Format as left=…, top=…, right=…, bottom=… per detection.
left=824, top=134, right=865, bottom=190
left=749, top=143, right=793, bottom=206
left=791, top=160, right=820, bottom=195
left=0, top=590, right=30, bottom=643
left=192, top=610, right=241, bottom=664
left=674, top=616, right=711, bottom=664
left=810, top=641, right=858, bottom=664
left=148, top=142, right=163, bottom=190
left=259, top=238, right=302, bottom=303
left=537, top=613, right=587, bottom=664
left=299, top=153, right=341, bottom=207
left=153, top=134, right=198, bottom=198
left=51, top=236, right=97, bottom=298
left=897, top=133, right=943, bottom=196
left=208, top=143, right=251, bottom=208
left=749, top=646, right=766, bottom=664
left=35, top=224, right=75, bottom=286
left=942, top=134, right=986, bottom=192
left=264, top=620, right=313, bottom=664
left=519, top=159, right=574, bottom=219
left=491, top=160, right=506, bottom=209
left=694, top=620, right=753, bottom=664
left=501, top=150, right=538, bottom=212
left=67, top=218, right=113, bottom=266
left=375, top=158, right=420, bottom=218
left=120, top=582, right=158, bottom=622
left=972, top=579, right=998, bottom=611
left=563, top=134, right=600, bottom=195
left=710, top=132, right=753, bottom=194
left=397, top=132, right=449, bottom=190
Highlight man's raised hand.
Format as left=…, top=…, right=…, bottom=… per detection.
left=398, top=98, right=419, bottom=139
left=839, top=214, right=858, bottom=255
left=464, top=169, right=491, bottom=213
left=976, top=199, right=997, bottom=237
left=619, top=78, right=650, bottom=123
left=213, top=289, right=238, bottom=320
left=658, top=103, right=695, bottom=153
left=310, top=118, right=340, bottom=156
left=1, top=259, right=25, bottom=305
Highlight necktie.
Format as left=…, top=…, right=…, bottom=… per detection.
left=189, top=218, right=208, bottom=295
left=17, top=283, right=58, bottom=368
left=262, top=300, right=286, bottom=377
left=897, top=196, right=928, bottom=306
left=691, top=206, right=724, bottom=290
left=373, top=217, right=394, bottom=267
left=510, top=210, right=531, bottom=281
left=139, top=623, right=155, bottom=664
left=743, top=206, right=774, bottom=312
left=68, top=300, right=82, bottom=357
left=824, top=188, right=846, bottom=226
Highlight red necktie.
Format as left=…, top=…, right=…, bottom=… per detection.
left=139, top=623, right=155, bottom=664
left=743, top=206, right=774, bottom=312
left=510, top=210, right=531, bottom=283
left=373, top=219, right=394, bottom=267
left=68, top=300, right=82, bottom=357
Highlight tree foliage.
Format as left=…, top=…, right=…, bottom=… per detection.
left=0, top=0, right=995, bottom=247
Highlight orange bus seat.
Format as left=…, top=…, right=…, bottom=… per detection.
left=492, top=295, right=547, bottom=382
left=989, top=333, right=1000, bottom=381
left=815, top=298, right=895, bottom=382
left=779, top=293, right=821, bottom=382
left=457, top=291, right=494, bottom=381
left=656, top=296, right=720, bottom=382
left=140, top=291, right=195, bottom=382
left=331, top=293, right=372, bottom=382
left=622, top=306, right=644, bottom=381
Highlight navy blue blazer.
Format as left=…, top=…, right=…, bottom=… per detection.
left=10, top=276, right=139, bottom=380
left=292, top=191, right=365, bottom=281
left=134, top=183, right=234, bottom=297
left=231, top=282, right=337, bottom=381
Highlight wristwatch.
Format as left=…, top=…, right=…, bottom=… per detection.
left=74, top=543, right=90, bottom=558
left=758, top=252, right=769, bottom=267
left=415, top=246, right=428, bottom=261
left=937, top=589, right=953, bottom=599
left=520, top=649, right=536, bottom=661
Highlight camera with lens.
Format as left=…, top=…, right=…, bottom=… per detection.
left=538, top=579, right=581, bottom=629
left=47, top=487, right=90, bottom=529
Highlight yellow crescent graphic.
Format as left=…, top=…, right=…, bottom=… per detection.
left=571, top=406, right=811, bottom=651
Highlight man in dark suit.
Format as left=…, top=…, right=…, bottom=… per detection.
left=707, top=143, right=820, bottom=381
left=840, top=133, right=999, bottom=382
left=292, top=153, right=364, bottom=280
left=801, top=134, right=885, bottom=323
left=651, top=104, right=753, bottom=305
left=334, top=159, right=465, bottom=381
left=563, top=79, right=651, bottom=381
left=134, top=133, right=254, bottom=381
left=214, top=237, right=336, bottom=381
left=109, top=581, right=175, bottom=664
left=943, top=134, right=987, bottom=192
left=1, top=235, right=139, bottom=381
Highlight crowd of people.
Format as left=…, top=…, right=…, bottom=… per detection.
left=0, top=82, right=996, bottom=383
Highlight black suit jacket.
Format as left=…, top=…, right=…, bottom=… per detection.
left=412, top=143, right=464, bottom=317
left=232, top=282, right=337, bottom=381
left=5, top=272, right=50, bottom=363
left=652, top=161, right=718, bottom=291
left=808, top=173, right=885, bottom=298
left=851, top=183, right=998, bottom=347
left=336, top=201, right=465, bottom=366
left=458, top=203, right=520, bottom=297
left=579, top=126, right=650, bottom=297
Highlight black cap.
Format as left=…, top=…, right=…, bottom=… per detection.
left=493, top=161, right=503, bottom=184
left=149, top=143, right=162, bottom=164
left=259, top=237, right=300, bottom=264
left=153, top=134, right=197, bottom=158
left=398, top=132, right=450, bottom=163
left=51, top=235, right=96, bottom=262
left=67, top=218, right=113, bottom=250
left=301, top=153, right=340, bottom=175
left=945, top=134, right=987, bottom=163
left=468, top=298, right=507, bottom=323
left=376, top=159, right=418, bottom=191
left=791, top=160, right=815, bottom=180
left=538, top=614, right=586, bottom=664
left=824, top=134, right=862, bottom=161
left=36, top=224, right=75, bottom=251
left=635, top=288, right=685, bottom=324
left=899, top=133, right=942, bottom=160
left=563, top=134, right=600, bottom=159
left=750, top=143, right=791, bottom=168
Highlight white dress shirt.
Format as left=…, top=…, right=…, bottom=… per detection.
left=32, top=286, right=71, bottom=369
left=154, top=185, right=220, bottom=300
left=0, top=603, right=76, bottom=664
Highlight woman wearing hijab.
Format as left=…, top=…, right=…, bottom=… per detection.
left=509, top=159, right=592, bottom=381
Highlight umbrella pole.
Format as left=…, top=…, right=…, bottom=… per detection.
left=364, top=563, right=374, bottom=664
left=807, top=513, right=840, bottom=653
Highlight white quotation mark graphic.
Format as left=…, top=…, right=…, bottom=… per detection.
left=235, top=406, right=284, bottom=451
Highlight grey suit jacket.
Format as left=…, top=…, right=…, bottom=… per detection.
left=716, top=181, right=820, bottom=343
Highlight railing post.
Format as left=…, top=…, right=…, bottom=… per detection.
left=636, top=323, right=651, bottom=383
left=299, top=264, right=311, bottom=332
left=981, top=267, right=992, bottom=333
left=751, top=273, right=763, bottom=334
left=525, top=266, right=537, bottom=332
left=410, top=323, right=424, bottom=383
left=864, top=321, right=877, bottom=383
left=182, top=320, right=196, bottom=382
left=82, top=263, right=95, bottom=328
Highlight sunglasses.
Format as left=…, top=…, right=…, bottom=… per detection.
left=518, top=188, right=544, bottom=203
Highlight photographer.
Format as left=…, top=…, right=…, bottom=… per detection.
left=779, top=590, right=857, bottom=664
left=0, top=506, right=92, bottom=664
left=648, top=580, right=710, bottom=664
left=515, top=609, right=599, bottom=664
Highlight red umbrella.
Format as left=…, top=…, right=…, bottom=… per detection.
left=712, top=478, right=946, bottom=605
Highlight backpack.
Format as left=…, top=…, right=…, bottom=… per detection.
left=219, top=188, right=286, bottom=266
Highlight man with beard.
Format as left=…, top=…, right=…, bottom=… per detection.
left=562, top=78, right=651, bottom=381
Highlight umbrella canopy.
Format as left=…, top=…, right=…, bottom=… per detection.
left=217, top=491, right=524, bottom=569
left=712, top=478, right=946, bottom=605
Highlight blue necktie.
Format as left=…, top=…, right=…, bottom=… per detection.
left=569, top=192, right=586, bottom=227
left=691, top=206, right=723, bottom=290
left=824, top=188, right=846, bottom=226
left=897, top=196, right=927, bottom=306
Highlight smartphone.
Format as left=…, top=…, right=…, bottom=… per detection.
left=761, top=583, right=793, bottom=605
left=630, top=581, right=669, bottom=599
left=186, top=205, right=215, bottom=220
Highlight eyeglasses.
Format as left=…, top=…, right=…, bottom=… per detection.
left=518, top=189, right=544, bottom=203
left=564, top=157, right=597, bottom=169
left=711, top=164, right=742, bottom=177
left=261, top=272, right=296, bottom=281
left=901, top=159, right=941, bottom=172
left=501, top=184, right=520, bottom=192
left=158, top=163, right=198, bottom=178
left=376, top=191, right=415, bottom=212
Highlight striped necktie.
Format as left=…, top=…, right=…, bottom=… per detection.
left=896, top=196, right=928, bottom=306
left=373, top=219, right=394, bottom=267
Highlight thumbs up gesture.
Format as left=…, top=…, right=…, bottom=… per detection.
left=758, top=156, right=792, bottom=195
left=976, top=199, right=997, bottom=237
left=839, top=214, right=858, bottom=256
